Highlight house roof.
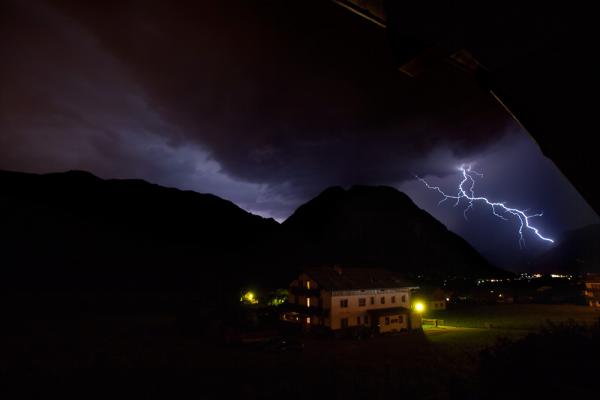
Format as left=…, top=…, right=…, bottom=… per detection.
left=414, top=286, right=448, bottom=301
left=304, top=266, right=417, bottom=291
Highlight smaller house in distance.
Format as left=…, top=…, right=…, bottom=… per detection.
left=283, top=265, right=420, bottom=334
left=414, top=287, right=449, bottom=311
left=583, top=274, right=600, bottom=308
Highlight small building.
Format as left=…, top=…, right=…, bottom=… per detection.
left=583, top=274, right=600, bottom=308
left=418, top=287, right=450, bottom=311
left=414, top=287, right=449, bottom=311
left=283, top=265, right=420, bottom=334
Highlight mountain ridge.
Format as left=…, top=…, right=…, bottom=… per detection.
left=0, top=170, right=506, bottom=294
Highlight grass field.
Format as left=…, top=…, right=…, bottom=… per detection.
left=427, top=303, right=600, bottom=330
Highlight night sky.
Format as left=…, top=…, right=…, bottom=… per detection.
left=1, top=0, right=598, bottom=268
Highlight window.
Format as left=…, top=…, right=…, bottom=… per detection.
left=306, top=280, right=310, bottom=289
left=364, top=315, right=369, bottom=324
left=340, top=299, right=348, bottom=308
left=385, top=317, right=390, bottom=325
left=370, top=297, right=375, bottom=305
left=357, top=316, right=361, bottom=325
left=398, top=315, right=404, bottom=323
left=391, top=296, right=396, bottom=303
left=402, top=295, right=406, bottom=303
left=358, top=298, right=366, bottom=307
left=341, top=318, right=348, bottom=329
left=306, top=317, right=311, bottom=324
left=306, top=297, right=310, bottom=307
left=381, top=297, right=385, bottom=304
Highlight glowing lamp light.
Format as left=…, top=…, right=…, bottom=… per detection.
left=414, top=302, right=425, bottom=313
left=241, top=291, right=258, bottom=304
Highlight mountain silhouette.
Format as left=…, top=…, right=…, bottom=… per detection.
left=0, top=169, right=278, bottom=295
left=530, top=224, right=600, bottom=273
left=0, top=171, right=504, bottom=296
left=274, top=185, right=503, bottom=279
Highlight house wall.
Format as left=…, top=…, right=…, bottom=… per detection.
left=287, top=273, right=417, bottom=331
left=429, top=300, right=446, bottom=310
left=329, top=289, right=411, bottom=330
left=289, top=273, right=322, bottom=309
left=410, top=312, right=422, bottom=330
left=287, top=273, right=330, bottom=327
left=377, top=314, right=408, bottom=333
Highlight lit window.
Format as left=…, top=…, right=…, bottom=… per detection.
left=306, top=317, right=311, bottom=324
left=359, top=298, right=366, bottom=307
left=306, top=281, right=310, bottom=289
left=306, top=297, right=310, bottom=307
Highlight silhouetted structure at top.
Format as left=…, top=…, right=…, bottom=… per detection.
left=333, top=0, right=600, bottom=215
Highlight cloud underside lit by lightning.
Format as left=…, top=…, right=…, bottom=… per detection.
left=417, top=165, right=554, bottom=248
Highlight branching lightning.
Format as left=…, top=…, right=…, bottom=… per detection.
left=416, top=165, right=554, bottom=248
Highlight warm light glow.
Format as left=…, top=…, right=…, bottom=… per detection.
left=306, top=281, right=310, bottom=289
left=414, top=302, right=425, bottom=313
left=445, top=297, right=450, bottom=302
left=241, top=291, right=258, bottom=304
left=306, top=317, right=311, bottom=324
left=306, top=297, right=310, bottom=307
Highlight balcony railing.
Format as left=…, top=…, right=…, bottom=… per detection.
left=289, top=286, right=321, bottom=296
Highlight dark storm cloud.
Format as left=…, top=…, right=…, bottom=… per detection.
left=0, top=0, right=269, bottom=213
left=3, top=0, right=596, bottom=254
left=32, top=0, right=508, bottom=202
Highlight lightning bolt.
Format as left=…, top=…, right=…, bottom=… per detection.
left=416, top=165, right=554, bottom=248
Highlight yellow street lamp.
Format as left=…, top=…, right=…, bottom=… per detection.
left=414, top=301, right=425, bottom=313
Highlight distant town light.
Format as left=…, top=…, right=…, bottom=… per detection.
left=445, top=297, right=450, bottom=302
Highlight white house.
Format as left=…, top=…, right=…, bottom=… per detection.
left=284, top=265, right=421, bottom=333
